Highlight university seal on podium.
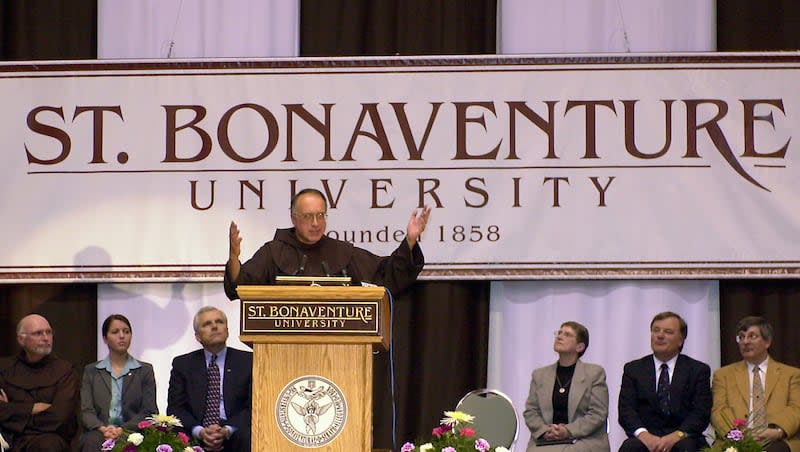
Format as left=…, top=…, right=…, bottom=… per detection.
left=275, top=375, right=348, bottom=448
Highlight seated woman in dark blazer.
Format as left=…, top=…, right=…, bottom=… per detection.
left=523, top=321, right=610, bottom=452
left=79, top=314, right=157, bottom=451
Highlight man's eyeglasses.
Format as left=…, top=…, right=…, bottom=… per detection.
left=293, top=212, right=327, bottom=222
left=554, top=330, right=575, bottom=338
left=21, top=328, right=54, bottom=338
left=735, top=332, right=761, bottom=343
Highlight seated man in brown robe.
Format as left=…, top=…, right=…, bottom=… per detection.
left=224, top=188, right=431, bottom=300
left=0, top=314, right=80, bottom=452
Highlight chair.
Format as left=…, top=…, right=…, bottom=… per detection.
left=456, top=388, right=518, bottom=450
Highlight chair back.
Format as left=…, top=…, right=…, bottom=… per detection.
left=456, top=388, right=518, bottom=450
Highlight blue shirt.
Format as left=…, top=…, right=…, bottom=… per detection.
left=95, top=355, right=142, bottom=425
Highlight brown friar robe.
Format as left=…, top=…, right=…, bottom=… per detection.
left=0, top=351, right=80, bottom=451
left=224, top=227, right=425, bottom=300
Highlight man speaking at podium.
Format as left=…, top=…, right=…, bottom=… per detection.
left=224, top=188, right=430, bottom=300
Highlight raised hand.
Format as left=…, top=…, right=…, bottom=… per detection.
left=229, top=221, right=242, bottom=262
left=406, top=205, right=431, bottom=249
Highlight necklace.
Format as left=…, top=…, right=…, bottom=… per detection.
left=556, top=375, right=571, bottom=394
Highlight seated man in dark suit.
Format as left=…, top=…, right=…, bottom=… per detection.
left=711, top=316, right=800, bottom=452
left=618, top=311, right=711, bottom=452
left=167, top=307, right=252, bottom=452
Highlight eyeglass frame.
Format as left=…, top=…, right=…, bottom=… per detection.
left=19, top=328, right=54, bottom=338
left=735, top=332, right=761, bottom=343
left=553, top=330, right=576, bottom=338
left=291, top=211, right=328, bottom=222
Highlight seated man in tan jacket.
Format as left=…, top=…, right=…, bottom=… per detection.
left=711, top=316, right=800, bottom=452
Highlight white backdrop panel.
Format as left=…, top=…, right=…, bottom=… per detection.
left=499, top=0, right=714, bottom=53
left=97, top=283, right=249, bottom=415
left=98, top=0, right=299, bottom=59
left=487, top=280, right=720, bottom=452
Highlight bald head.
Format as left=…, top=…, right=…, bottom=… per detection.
left=17, top=314, right=53, bottom=362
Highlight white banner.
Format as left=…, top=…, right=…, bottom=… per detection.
left=1, top=54, right=799, bottom=282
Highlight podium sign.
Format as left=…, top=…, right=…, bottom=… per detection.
left=243, top=300, right=381, bottom=334
left=238, top=286, right=389, bottom=452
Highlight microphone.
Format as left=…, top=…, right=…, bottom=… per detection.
left=295, top=254, right=307, bottom=276
left=321, top=261, right=331, bottom=277
left=341, top=267, right=348, bottom=278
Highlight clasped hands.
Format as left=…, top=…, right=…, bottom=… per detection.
left=637, top=431, right=681, bottom=452
left=754, top=426, right=785, bottom=443
left=98, top=425, right=123, bottom=440
left=542, top=423, right=571, bottom=441
left=199, top=424, right=228, bottom=451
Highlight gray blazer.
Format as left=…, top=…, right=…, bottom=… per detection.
left=523, top=360, right=610, bottom=452
left=80, top=360, right=158, bottom=431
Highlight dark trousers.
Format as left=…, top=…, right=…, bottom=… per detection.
left=764, top=440, right=791, bottom=452
left=10, top=433, right=70, bottom=452
left=619, top=436, right=707, bottom=452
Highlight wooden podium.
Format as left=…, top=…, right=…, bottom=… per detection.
left=237, top=285, right=389, bottom=452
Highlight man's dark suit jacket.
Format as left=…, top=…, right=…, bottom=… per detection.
left=166, top=347, right=252, bottom=437
left=618, top=353, right=712, bottom=438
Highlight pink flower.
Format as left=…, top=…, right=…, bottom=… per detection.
left=475, top=438, right=491, bottom=452
left=177, top=431, right=190, bottom=444
left=732, top=418, right=747, bottom=428
left=432, top=424, right=452, bottom=437
left=123, top=444, right=136, bottom=452
left=401, top=442, right=415, bottom=452
left=460, top=427, right=475, bottom=437
left=138, top=420, right=152, bottom=429
left=442, top=447, right=456, bottom=452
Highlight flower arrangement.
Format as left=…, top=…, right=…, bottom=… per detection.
left=102, top=414, right=204, bottom=452
left=702, top=417, right=764, bottom=452
left=401, top=410, right=510, bottom=452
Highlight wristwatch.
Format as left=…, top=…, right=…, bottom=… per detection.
left=769, top=424, right=786, bottom=439
left=674, top=430, right=686, bottom=439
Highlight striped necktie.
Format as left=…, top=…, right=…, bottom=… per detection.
left=202, top=354, right=221, bottom=426
left=657, top=363, right=671, bottom=416
left=750, top=366, right=767, bottom=430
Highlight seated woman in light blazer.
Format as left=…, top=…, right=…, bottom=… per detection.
left=79, top=314, right=157, bottom=451
left=523, top=321, right=610, bottom=452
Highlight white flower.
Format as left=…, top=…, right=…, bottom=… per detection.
left=441, top=410, right=475, bottom=426
left=723, top=448, right=737, bottom=452
left=147, top=413, right=183, bottom=428
left=184, top=448, right=195, bottom=452
left=419, top=443, right=434, bottom=452
left=127, top=432, right=144, bottom=446
left=494, top=448, right=510, bottom=452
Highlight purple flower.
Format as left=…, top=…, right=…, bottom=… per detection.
left=101, top=438, right=116, bottom=451
left=192, top=447, right=205, bottom=452
left=726, top=429, right=744, bottom=441
left=122, top=445, right=136, bottom=452
left=401, top=442, right=415, bottom=452
left=156, top=445, right=173, bottom=452
left=442, top=447, right=456, bottom=452
left=475, top=438, right=491, bottom=451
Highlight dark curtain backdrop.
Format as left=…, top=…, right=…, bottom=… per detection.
left=300, top=0, right=497, bottom=56
left=2, top=1, right=800, bottom=450
left=0, top=0, right=96, bottom=60
left=716, top=0, right=800, bottom=371
left=300, top=2, right=497, bottom=447
left=717, top=0, right=800, bottom=51
left=0, top=284, right=97, bottom=369
left=0, top=0, right=98, bottom=378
